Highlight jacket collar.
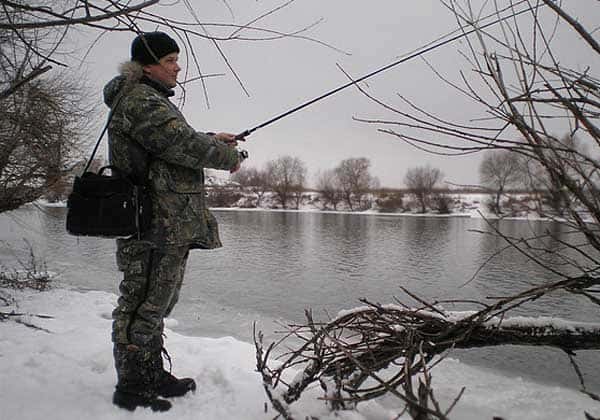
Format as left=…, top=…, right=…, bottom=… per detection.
left=140, top=75, right=175, bottom=98
left=117, top=61, right=175, bottom=98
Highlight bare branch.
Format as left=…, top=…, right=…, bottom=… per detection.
left=0, top=0, right=159, bottom=29
left=0, top=64, right=51, bottom=99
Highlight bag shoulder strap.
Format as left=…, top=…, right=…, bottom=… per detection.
left=82, top=90, right=126, bottom=174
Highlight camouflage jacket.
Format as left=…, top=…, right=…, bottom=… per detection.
left=103, top=61, right=239, bottom=249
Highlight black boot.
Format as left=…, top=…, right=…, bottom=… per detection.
left=113, top=344, right=172, bottom=411
left=155, top=370, right=197, bottom=398
left=113, top=385, right=172, bottom=412
left=152, top=347, right=196, bottom=398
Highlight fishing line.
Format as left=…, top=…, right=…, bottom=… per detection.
left=235, top=3, right=538, bottom=140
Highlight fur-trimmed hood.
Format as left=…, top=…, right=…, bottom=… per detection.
left=103, top=61, right=175, bottom=108
left=103, top=61, right=144, bottom=108
left=119, top=60, right=145, bottom=83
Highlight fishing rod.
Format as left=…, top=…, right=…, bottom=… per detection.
left=235, top=4, right=536, bottom=140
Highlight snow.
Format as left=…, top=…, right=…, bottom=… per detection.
left=335, top=305, right=600, bottom=335
left=481, top=315, right=600, bottom=333
left=1, top=287, right=599, bottom=420
left=35, top=199, right=67, bottom=208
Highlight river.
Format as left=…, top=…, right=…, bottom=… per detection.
left=1, top=205, right=599, bottom=392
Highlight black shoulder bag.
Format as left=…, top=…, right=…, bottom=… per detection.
left=66, top=96, right=151, bottom=239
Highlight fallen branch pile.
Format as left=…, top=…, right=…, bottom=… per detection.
left=254, top=277, right=600, bottom=419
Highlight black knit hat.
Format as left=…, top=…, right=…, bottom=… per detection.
left=131, top=32, right=180, bottom=65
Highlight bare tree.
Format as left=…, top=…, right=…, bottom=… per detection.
left=266, top=156, right=307, bottom=209
left=231, top=166, right=269, bottom=207
left=334, top=157, right=378, bottom=211
left=0, top=71, right=95, bottom=212
left=357, top=0, right=600, bottom=273
left=479, top=150, right=523, bottom=214
left=404, top=165, right=443, bottom=213
left=315, top=169, right=343, bottom=210
left=356, top=0, right=600, bottom=248
left=526, top=134, right=590, bottom=217
left=330, top=1, right=600, bottom=416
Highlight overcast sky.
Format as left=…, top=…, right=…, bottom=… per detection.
left=73, top=0, right=599, bottom=188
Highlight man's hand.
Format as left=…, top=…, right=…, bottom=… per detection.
left=210, top=132, right=247, bottom=173
left=214, top=132, right=238, bottom=147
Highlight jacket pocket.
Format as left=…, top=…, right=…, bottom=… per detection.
left=150, top=160, right=205, bottom=194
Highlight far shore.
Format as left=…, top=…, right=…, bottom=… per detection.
left=34, top=190, right=581, bottom=224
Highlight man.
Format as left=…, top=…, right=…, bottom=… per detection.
left=103, top=31, right=244, bottom=412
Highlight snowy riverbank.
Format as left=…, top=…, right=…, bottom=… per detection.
left=1, top=286, right=598, bottom=420
left=38, top=191, right=574, bottom=222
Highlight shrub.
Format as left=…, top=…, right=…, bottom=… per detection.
left=375, top=192, right=404, bottom=212
left=206, top=186, right=243, bottom=207
left=0, top=269, right=53, bottom=291
left=432, top=194, right=453, bottom=214
left=485, top=197, right=501, bottom=214
left=0, top=241, right=53, bottom=291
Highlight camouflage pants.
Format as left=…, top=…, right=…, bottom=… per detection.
left=112, top=237, right=189, bottom=349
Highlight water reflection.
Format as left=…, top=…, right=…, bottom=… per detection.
left=472, top=218, right=600, bottom=321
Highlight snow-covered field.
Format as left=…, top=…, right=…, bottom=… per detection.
left=1, top=286, right=598, bottom=420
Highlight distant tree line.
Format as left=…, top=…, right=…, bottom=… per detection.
left=224, top=143, right=584, bottom=216
left=226, top=155, right=454, bottom=213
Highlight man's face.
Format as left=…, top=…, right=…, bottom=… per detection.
left=143, top=52, right=181, bottom=88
